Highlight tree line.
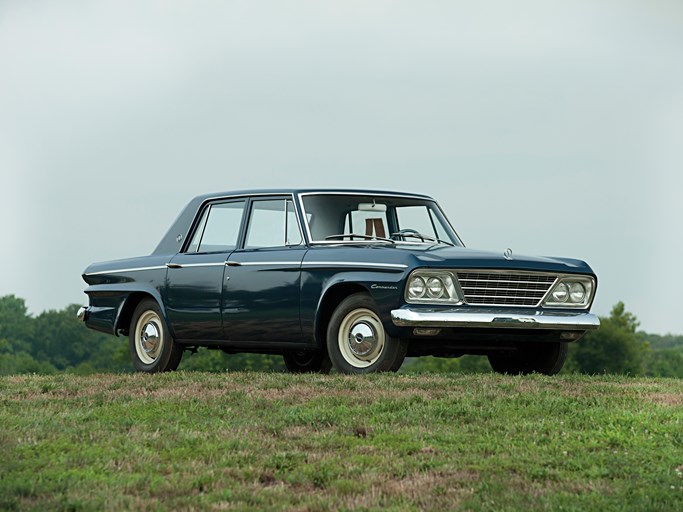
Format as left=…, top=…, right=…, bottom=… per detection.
left=1, top=295, right=681, bottom=377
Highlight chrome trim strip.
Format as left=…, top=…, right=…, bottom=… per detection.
left=169, top=262, right=226, bottom=269
left=298, top=191, right=431, bottom=200
left=85, top=265, right=167, bottom=276
left=86, top=260, right=407, bottom=274
left=229, top=261, right=301, bottom=266
left=302, top=261, right=408, bottom=269
left=391, top=306, right=600, bottom=331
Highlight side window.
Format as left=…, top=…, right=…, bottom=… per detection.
left=245, top=199, right=303, bottom=249
left=286, top=200, right=303, bottom=246
left=187, top=200, right=245, bottom=253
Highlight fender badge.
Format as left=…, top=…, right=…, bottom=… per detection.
left=503, top=248, right=513, bottom=260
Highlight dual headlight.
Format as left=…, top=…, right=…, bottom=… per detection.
left=406, top=270, right=459, bottom=304
left=542, top=277, right=595, bottom=308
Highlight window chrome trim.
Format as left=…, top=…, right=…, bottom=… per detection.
left=243, top=195, right=306, bottom=249
left=184, top=198, right=247, bottom=254
left=184, top=193, right=302, bottom=252
left=296, top=192, right=463, bottom=247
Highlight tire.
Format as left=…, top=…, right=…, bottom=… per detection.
left=488, top=342, right=568, bottom=376
left=283, top=351, right=332, bottom=374
left=129, top=299, right=183, bottom=373
left=326, top=292, right=408, bottom=374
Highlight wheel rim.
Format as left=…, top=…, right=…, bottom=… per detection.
left=135, top=310, right=164, bottom=365
left=292, top=352, right=316, bottom=366
left=337, top=308, right=385, bottom=368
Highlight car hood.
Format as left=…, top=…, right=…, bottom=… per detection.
left=394, top=244, right=595, bottom=275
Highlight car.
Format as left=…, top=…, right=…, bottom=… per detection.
left=78, top=189, right=599, bottom=375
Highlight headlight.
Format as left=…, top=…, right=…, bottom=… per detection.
left=426, top=277, right=444, bottom=298
left=551, top=283, right=568, bottom=303
left=408, top=276, right=426, bottom=298
left=569, top=282, right=586, bottom=303
left=543, top=276, right=595, bottom=308
left=406, top=270, right=459, bottom=303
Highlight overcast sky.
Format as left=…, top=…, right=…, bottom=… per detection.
left=1, top=1, right=682, bottom=334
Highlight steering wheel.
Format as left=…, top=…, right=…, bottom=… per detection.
left=391, top=228, right=420, bottom=240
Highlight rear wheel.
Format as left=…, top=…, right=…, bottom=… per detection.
left=488, top=342, right=568, bottom=375
left=129, top=299, right=183, bottom=373
left=326, top=293, right=408, bottom=374
left=283, top=351, right=332, bottom=373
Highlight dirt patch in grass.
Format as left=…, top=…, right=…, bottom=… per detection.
left=350, top=470, right=478, bottom=509
left=646, top=392, right=683, bottom=407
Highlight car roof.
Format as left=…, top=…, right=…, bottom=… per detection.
left=153, top=188, right=436, bottom=255
left=191, top=188, right=434, bottom=202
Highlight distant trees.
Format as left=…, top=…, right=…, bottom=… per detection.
left=0, top=295, right=130, bottom=375
left=0, top=295, right=283, bottom=375
left=566, top=302, right=647, bottom=375
left=0, top=294, right=681, bottom=376
left=564, top=302, right=683, bottom=377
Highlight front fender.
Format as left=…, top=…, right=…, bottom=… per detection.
left=303, top=269, right=407, bottom=345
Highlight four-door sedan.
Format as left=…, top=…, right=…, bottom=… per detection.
left=79, top=189, right=599, bottom=374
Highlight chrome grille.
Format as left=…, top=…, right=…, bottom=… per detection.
left=456, top=271, right=557, bottom=307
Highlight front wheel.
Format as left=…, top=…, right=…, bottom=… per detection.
left=326, top=293, right=407, bottom=374
left=488, top=342, right=568, bottom=375
left=283, top=351, right=332, bottom=373
left=129, top=299, right=183, bottom=373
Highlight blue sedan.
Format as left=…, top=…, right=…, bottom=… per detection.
left=79, top=189, right=599, bottom=374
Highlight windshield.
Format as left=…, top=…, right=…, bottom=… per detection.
left=300, top=193, right=462, bottom=246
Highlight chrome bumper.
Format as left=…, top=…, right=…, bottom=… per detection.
left=391, top=306, right=600, bottom=331
left=77, top=306, right=89, bottom=322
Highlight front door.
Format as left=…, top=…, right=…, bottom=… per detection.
left=165, top=199, right=246, bottom=341
left=222, top=197, right=307, bottom=343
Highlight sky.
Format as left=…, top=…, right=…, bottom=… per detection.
left=1, top=1, right=682, bottom=334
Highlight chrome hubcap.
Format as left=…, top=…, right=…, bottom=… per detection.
left=348, top=322, right=378, bottom=357
left=135, top=310, right=164, bottom=365
left=141, top=322, right=160, bottom=354
left=338, top=308, right=385, bottom=368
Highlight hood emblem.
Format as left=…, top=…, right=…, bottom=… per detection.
left=503, top=248, right=513, bottom=260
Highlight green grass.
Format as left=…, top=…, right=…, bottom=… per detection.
left=1, top=372, right=681, bottom=511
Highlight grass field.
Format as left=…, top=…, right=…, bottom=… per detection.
left=1, top=372, right=682, bottom=511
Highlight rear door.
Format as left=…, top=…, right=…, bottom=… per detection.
left=165, top=199, right=246, bottom=341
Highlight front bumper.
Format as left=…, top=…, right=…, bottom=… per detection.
left=77, top=306, right=89, bottom=322
left=391, top=306, right=600, bottom=331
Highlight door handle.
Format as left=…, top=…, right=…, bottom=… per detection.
left=166, top=263, right=183, bottom=269
left=226, top=261, right=242, bottom=267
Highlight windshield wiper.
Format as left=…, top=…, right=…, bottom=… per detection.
left=390, top=231, right=455, bottom=247
left=324, top=234, right=396, bottom=244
